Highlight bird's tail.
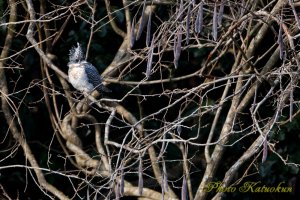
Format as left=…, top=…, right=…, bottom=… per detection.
left=97, top=84, right=111, bottom=93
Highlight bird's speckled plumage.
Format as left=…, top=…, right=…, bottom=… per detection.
left=69, top=43, right=84, bottom=63
left=67, top=43, right=110, bottom=93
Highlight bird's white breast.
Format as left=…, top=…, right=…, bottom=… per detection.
left=68, top=65, right=94, bottom=92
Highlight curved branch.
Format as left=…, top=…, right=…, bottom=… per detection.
left=104, top=0, right=126, bottom=38
left=25, top=0, right=68, bottom=80
left=61, top=113, right=110, bottom=176
left=0, top=1, right=70, bottom=199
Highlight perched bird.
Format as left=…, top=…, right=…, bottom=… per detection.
left=67, top=43, right=110, bottom=94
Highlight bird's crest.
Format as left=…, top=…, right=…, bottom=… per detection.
left=69, top=43, right=84, bottom=63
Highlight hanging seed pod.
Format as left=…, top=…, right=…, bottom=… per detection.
left=177, top=0, right=184, bottom=21
left=174, top=25, right=182, bottom=68
left=130, top=16, right=136, bottom=48
left=146, top=37, right=154, bottom=78
left=240, top=0, right=246, bottom=16
left=289, top=0, right=300, bottom=29
left=218, top=0, right=225, bottom=26
left=261, top=139, right=268, bottom=163
left=195, top=1, right=203, bottom=33
left=212, top=2, right=218, bottom=41
left=137, top=0, right=147, bottom=40
left=161, top=161, right=168, bottom=200
left=146, top=10, right=152, bottom=47
left=277, top=17, right=285, bottom=60
left=177, top=112, right=182, bottom=134
left=161, top=168, right=165, bottom=200
left=160, top=131, right=166, bottom=156
left=181, top=175, right=187, bottom=200
left=290, top=90, right=293, bottom=122
left=192, top=0, right=195, bottom=7
left=138, top=156, right=143, bottom=195
left=186, top=3, right=191, bottom=44
left=115, top=182, right=120, bottom=200
left=163, top=161, right=168, bottom=191
left=173, top=35, right=177, bottom=59
left=120, top=167, right=125, bottom=195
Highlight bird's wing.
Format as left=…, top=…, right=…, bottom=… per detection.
left=84, top=63, right=111, bottom=93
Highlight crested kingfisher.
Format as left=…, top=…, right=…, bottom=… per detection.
left=67, top=43, right=110, bottom=94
